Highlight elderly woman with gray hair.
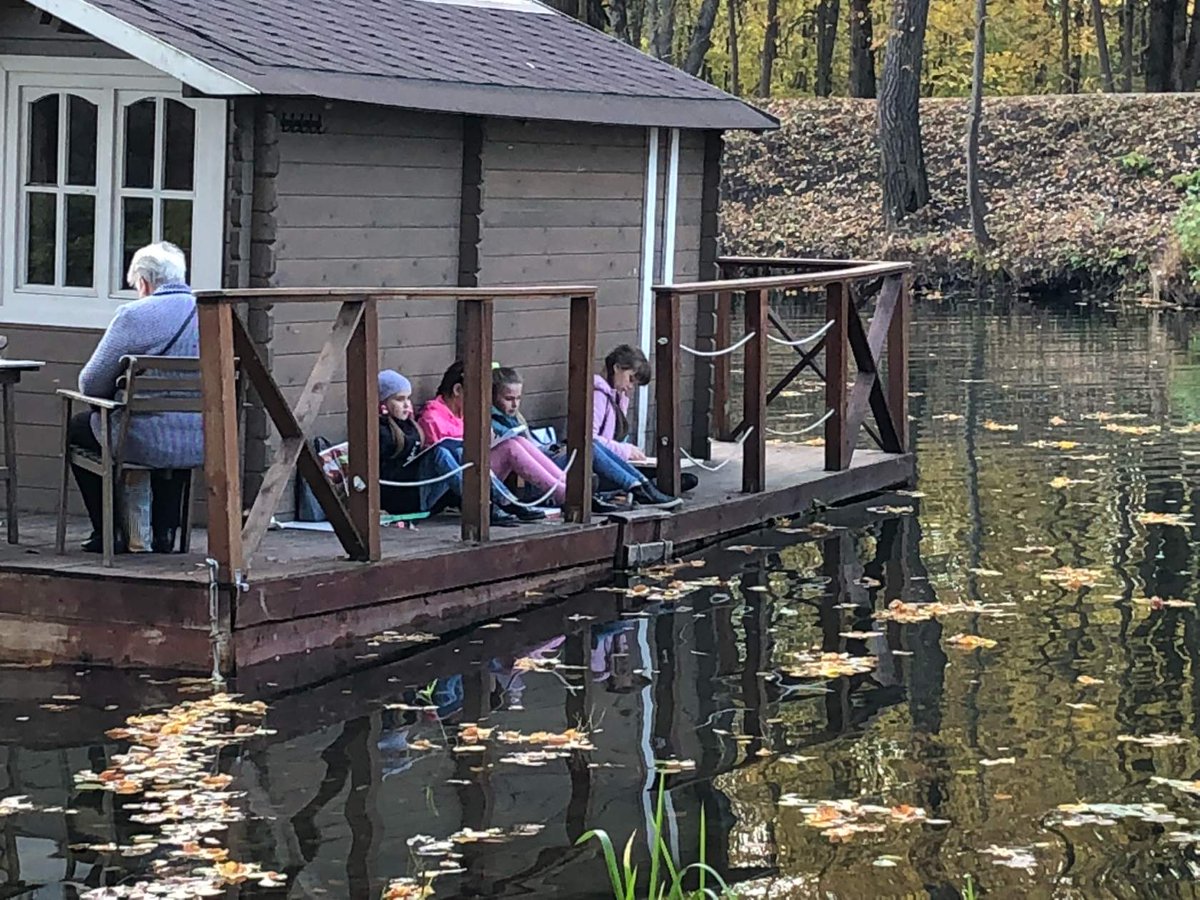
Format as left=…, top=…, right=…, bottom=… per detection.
left=69, top=241, right=201, bottom=554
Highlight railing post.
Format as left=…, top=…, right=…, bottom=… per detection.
left=886, top=275, right=910, bottom=454
left=198, top=299, right=244, bottom=582
left=565, top=293, right=596, bottom=524
left=824, top=281, right=849, bottom=471
left=655, top=289, right=682, bottom=498
left=346, top=297, right=380, bottom=561
left=742, top=288, right=768, bottom=493
left=461, top=298, right=493, bottom=542
left=712, top=288, right=733, bottom=441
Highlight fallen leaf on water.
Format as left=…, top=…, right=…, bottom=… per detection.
left=1027, top=440, right=1079, bottom=450
left=1104, top=423, right=1161, bottom=435
left=865, top=505, right=913, bottom=515
left=932, top=413, right=963, bottom=421
left=1013, top=545, right=1056, bottom=555
left=1040, top=567, right=1104, bottom=589
left=968, top=567, right=1002, bottom=577
left=1117, top=734, right=1189, bottom=747
left=1137, top=511, right=1194, bottom=527
left=839, top=630, right=883, bottom=640
left=782, top=651, right=876, bottom=679
left=979, top=757, right=1016, bottom=766
left=1172, top=423, right=1200, bottom=434
left=981, top=845, right=1037, bottom=872
left=1134, top=596, right=1196, bottom=610
left=1049, top=416, right=1068, bottom=426
left=983, top=420, right=1019, bottom=432
left=1076, top=675, right=1105, bottom=686
left=383, top=878, right=435, bottom=900
left=947, top=633, right=998, bottom=650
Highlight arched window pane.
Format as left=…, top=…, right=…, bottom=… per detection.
left=65, top=195, right=96, bottom=288
left=123, top=99, right=156, bottom=189
left=27, top=95, right=59, bottom=186
left=163, top=100, right=195, bottom=191
left=66, top=95, right=98, bottom=187
left=121, top=197, right=153, bottom=280
left=26, top=193, right=56, bottom=285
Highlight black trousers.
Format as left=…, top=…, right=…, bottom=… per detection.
left=68, top=411, right=188, bottom=539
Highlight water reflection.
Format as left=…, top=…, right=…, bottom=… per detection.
left=9, top=298, right=1200, bottom=896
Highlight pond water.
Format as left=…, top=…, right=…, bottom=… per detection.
left=6, top=296, right=1200, bottom=898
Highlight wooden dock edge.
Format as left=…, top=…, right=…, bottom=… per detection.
left=235, top=452, right=915, bottom=673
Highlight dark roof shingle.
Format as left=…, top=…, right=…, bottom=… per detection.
left=73, top=0, right=777, bottom=129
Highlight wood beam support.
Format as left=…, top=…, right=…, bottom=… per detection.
left=346, top=298, right=381, bottom=561
left=564, top=294, right=596, bottom=524
left=199, top=300, right=244, bottom=582
left=461, top=299, right=494, bottom=542
left=654, top=289, right=682, bottom=498
left=742, top=288, right=768, bottom=493
left=824, top=281, right=849, bottom=471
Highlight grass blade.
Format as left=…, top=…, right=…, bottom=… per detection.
left=699, top=803, right=708, bottom=896
left=623, top=832, right=638, bottom=900
left=648, top=774, right=666, bottom=899
left=576, top=828, right=625, bottom=900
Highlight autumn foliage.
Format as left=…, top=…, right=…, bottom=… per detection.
left=723, top=93, right=1200, bottom=296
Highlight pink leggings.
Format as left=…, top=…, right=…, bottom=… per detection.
left=490, top=436, right=567, bottom=504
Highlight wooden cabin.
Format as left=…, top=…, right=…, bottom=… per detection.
left=0, top=0, right=916, bottom=679
left=0, top=0, right=776, bottom=514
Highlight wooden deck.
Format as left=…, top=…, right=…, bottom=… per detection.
left=0, top=442, right=913, bottom=675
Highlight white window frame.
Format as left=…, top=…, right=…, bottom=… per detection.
left=0, top=57, right=226, bottom=329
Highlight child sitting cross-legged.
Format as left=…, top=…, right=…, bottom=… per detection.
left=416, top=362, right=557, bottom=523
left=491, top=366, right=681, bottom=510
left=378, top=369, right=531, bottom=528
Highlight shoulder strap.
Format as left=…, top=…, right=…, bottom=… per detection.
left=159, top=307, right=198, bottom=356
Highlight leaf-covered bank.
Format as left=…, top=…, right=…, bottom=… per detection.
left=722, top=94, right=1200, bottom=299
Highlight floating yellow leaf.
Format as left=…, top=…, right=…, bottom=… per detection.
left=1076, top=675, right=1105, bottom=686
left=947, top=633, right=998, bottom=650
left=983, top=420, right=1019, bottom=432
left=1137, top=511, right=1193, bottom=526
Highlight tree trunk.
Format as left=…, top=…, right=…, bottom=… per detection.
left=879, top=0, right=931, bottom=228
left=683, top=0, right=722, bottom=75
left=758, top=0, right=780, bottom=97
left=1182, top=0, right=1200, bottom=89
left=815, top=0, right=841, bottom=96
left=650, top=0, right=675, bottom=62
left=630, top=0, right=647, bottom=46
left=1060, top=0, right=1075, bottom=91
left=849, top=0, right=877, bottom=98
left=967, top=0, right=990, bottom=248
left=1120, top=0, right=1135, bottom=90
left=1171, top=0, right=1189, bottom=87
left=610, top=0, right=632, bottom=43
left=728, top=0, right=741, bottom=94
left=1091, top=0, right=1116, bottom=90
left=1147, top=0, right=1177, bottom=90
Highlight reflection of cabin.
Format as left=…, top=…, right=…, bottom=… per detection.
left=0, top=0, right=775, bottom=513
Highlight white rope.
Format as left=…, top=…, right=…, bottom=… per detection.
left=767, top=319, right=834, bottom=348
left=680, top=427, right=755, bottom=472
left=679, top=331, right=757, bottom=358
left=380, top=462, right=474, bottom=489
left=505, top=449, right=579, bottom=510
left=766, top=409, right=835, bottom=437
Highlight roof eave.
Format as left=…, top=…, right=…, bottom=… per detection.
left=248, top=70, right=780, bottom=131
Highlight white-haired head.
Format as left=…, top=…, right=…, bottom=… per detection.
left=126, top=242, right=188, bottom=297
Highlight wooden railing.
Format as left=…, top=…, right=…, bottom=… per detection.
left=653, top=258, right=912, bottom=498
left=195, top=286, right=597, bottom=583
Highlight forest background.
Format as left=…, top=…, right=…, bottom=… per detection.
left=547, top=0, right=1200, bottom=298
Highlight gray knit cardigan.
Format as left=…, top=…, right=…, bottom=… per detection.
left=79, top=283, right=202, bottom=468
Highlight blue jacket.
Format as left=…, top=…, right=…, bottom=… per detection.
left=80, top=283, right=202, bottom=468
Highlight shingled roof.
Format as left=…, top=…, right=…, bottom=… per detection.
left=31, top=0, right=777, bottom=130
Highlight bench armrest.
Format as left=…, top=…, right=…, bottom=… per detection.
left=57, top=388, right=123, bottom=411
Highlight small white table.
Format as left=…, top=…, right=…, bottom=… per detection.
left=0, top=360, right=45, bottom=544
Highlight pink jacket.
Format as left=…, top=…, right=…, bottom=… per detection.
left=417, top=395, right=463, bottom=443
left=592, top=374, right=636, bottom=461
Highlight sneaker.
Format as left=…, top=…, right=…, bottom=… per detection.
left=680, top=472, right=699, bottom=493
left=490, top=508, right=521, bottom=528
left=631, top=482, right=683, bottom=510
left=505, top=505, right=546, bottom=522
left=81, top=532, right=128, bottom=554
left=593, top=495, right=634, bottom=514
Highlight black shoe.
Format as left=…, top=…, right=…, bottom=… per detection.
left=152, top=528, right=177, bottom=554
left=505, top=505, right=546, bottom=522
left=593, top=495, right=634, bottom=514
left=490, top=508, right=521, bottom=528
left=81, top=532, right=128, bottom=555
left=680, top=472, right=699, bottom=493
left=631, top=482, right=683, bottom=510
